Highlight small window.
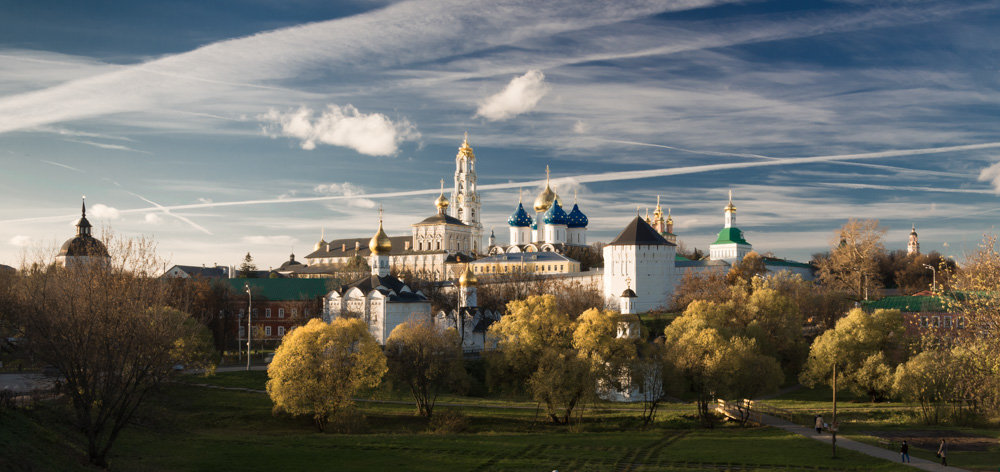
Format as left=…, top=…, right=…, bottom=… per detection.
left=278, top=308, right=284, bottom=318
left=278, top=326, right=285, bottom=336
left=932, top=316, right=940, bottom=328
left=291, top=308, right=297, bottom=317
left=266, top=308, right=272, bottom=318
left=265, top=326, right=272, bottom=336
left=944, top=316, right=952, bottom=328
left=252, top=308, right=258, bottom=318
left=920, top=316, right=929, bottom=328
left=958, top=316, right=966, bottom=329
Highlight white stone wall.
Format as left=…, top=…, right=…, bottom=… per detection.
left=603, top=244, right=676, bottom=313
left=566, top=227, right=587, bottom=246
left=543, top=223, right=567, bottom=245
left=509, top=226, right=530, bottom=246
left=709, top=242, right=751, bottom=262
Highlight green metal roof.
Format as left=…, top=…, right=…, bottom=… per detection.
left=675, top=254, right=692, bottom=262
left=761, top=257, right=813, bottom=269
left=712, top=227, right=749, bottom=245
left=861, top=295, right=950, bottom=313
left=228, top=278, right=331, bottom=301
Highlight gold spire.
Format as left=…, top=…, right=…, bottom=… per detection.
left=459, top=263, right=478, bottom=287
left=533, top=165, right=556, bottom=212
left=434, top=178, right=449, bottom=211
left=314, top=226, right=327, bottom=251
left=725, top=189, right=736, bottom=213
left=458, top=131, right=474, bottom=159
left=653, top=195, right=663, bottom=219
left=666, top=207, right=673, bottom=225
left=644, top=207, right=651, bottom=224
left=369, top=206, right=392, bottom=255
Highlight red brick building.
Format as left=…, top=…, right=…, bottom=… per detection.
left=228, top=278, right=329, bottom=348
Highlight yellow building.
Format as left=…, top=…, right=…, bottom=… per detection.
left=469, top=251, right=580, bottom=276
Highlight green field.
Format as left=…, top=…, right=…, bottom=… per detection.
left=1, top=371, right=941, bottom=471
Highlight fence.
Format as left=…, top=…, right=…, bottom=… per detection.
left=715, top=399, right=798, bottom=426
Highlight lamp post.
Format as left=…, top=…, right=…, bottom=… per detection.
left=922, top=264, right=937, bottom=292
left=245, top=283, right=252, bottom=371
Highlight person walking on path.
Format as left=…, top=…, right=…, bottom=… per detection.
left=814, top=415, right=824, bottom=434
left=937, top=439, right=948, bottom=466
left=900, top=440, right=910, bottom=463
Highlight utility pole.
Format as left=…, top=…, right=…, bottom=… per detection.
left=245, top=283, right=252, bottom=371
left=832, top=362, right=838, bottom=458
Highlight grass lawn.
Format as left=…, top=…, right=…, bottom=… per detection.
left=758, top=384, right=1000, bottom=471
left=3, top=370, right=922, bottom=471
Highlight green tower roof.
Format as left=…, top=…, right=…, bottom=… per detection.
left=712, top=227, right=749, bottom=245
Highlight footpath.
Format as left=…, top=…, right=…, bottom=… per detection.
left=758, top=413, right=967, bottom=472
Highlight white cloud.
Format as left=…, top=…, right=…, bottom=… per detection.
left=314, top=182, right=376, bottom=208
left=572, top=120, right=589, bottom=134
left=475, top=70, right=550, bottom=121
left=260, top=105, right=420, bottom=156
left=977, top=161, right=1000, bottom=194
left=90, top=204, right=121, bottom=220
left=242, top=235, right=300, bottom=246
left=144, top=213, right=163, bottom=224
left=9, top=235, right=31, bottom=247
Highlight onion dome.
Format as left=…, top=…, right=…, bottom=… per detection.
left=542, top=197, right=568, bottom=225
left=910, top=224, right=918, bottom=236
left=58, top=198, right=109, bottom=258
left=507, top=202, right=532, bottom=227
left=621, top=288, right=637, bottom=298
left=533, top=165, right=556, bottom=212
left=434, top=179, right=449, bottom=211
left=666, top=208, right=674, bottom=225
left=566, top=203, right=588, bottom=228
left=279, top=253, right=303, bottom=270
left=368, top=213, right=392, bottom=255
left=314, top=227, right=327, bottom=251
left=725, top=189, right=736, bottom=213
left=458, top=263, right=478, bottom=287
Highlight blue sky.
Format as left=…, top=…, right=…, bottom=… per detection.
left=2, top=0, right=1000, bottom=269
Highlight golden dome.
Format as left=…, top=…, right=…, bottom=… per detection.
left=314, top=227, right=327, bottom=251
left=434, top=179, right=449, bottom=210
left=369, top=215, right=392, bottom=255
left=666, top=208, right=673, bottom=225
left=458, top=131, right=475, bottom=160
left=458, top=264, right=478, bottom=287
left=725, top=189, right=736, bottom=213
left=533, top=165, right=556, bottom=212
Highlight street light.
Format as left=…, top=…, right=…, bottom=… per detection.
left=245, top=283, right=252, bottom=371
left=922, top=264, right=937, bottom=292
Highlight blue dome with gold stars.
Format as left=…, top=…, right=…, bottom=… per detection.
left=507, top=202, right=532, bottom=227
left=542, top=198, right=568, bottom=225
left=566, top=203, right=588, bottom=228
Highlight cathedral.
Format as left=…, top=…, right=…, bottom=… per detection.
left=489, top=165, right=591, bottom=255
left=56, top=198, right=109, bottom=267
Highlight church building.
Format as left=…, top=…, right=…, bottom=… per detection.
left=490, top=166, right=590, bottom=255
left=56, top=198, right=109, bottom=267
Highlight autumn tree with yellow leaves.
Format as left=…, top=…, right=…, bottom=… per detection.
left=266, top=318, right=386, bottom=431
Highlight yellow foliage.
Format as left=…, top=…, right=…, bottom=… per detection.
left=266, top=318, right=387, bottom=431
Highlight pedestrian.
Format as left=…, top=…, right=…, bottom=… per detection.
left=814, top=414, right=824, bottom=434
left=900, top=440, right=910, bottom=463
left=937, top=439, right=947, bottom=466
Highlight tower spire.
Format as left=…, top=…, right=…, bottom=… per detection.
left=81, top=196, right=86, bottom=217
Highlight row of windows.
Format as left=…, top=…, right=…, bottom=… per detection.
left=238, top=326, right=286, bottom=337
left=238, top=307, right=309, bottom=318
left=919, top=315, right=965, bottom=329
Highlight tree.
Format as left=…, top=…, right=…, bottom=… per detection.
left=573, top=307, right=639, bottom=394
left=661, top=315, right=731, bottom=427
left=800, top=308, right=909, bottom=402
left=528, top=349, right=595, bottom=424
left=266, top=318, right=387, bottom=431
left=725, top=251, right=768, bottom=289
left=815, top=219, right=886, bottom=301
left=631, top=341, right=673, bottom=426
left=385, top=320, right=465, bottom=418
left=755, top=271, right=851, bottom=330
left=6, top=234, right=215, bottom=467
left=893, top=350, right=957, bottom=424
left=671, top=270, right=733, bottom=311
left=725, top=337, right=784, bottom=426
left=238, top=252, right=257, bottom=278
left=487, top=294, right=598, bottom=423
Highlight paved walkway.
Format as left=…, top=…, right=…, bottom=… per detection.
left=758, top=412, right=967, bottom=472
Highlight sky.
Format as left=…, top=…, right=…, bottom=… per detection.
left=2, top=0, right=1000, bottom=269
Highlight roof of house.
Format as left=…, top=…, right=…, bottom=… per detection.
left=0, top=264, right=14, bottom=274
left=607, top=216, right=675, bottom=247
left=305, top=236, right=428, bottom=259
left=675, top=259, right=732, bottom=268
left=413, top=213, right=469, bottom=226
left=165, top=265, right=228, bottom=278
left=228, top=278, right=331, bottom=300
left=862, top=295, right=952, bottom=313
left=341, top=274, right=428, bottom=303
left=712, top=227, right=750, bottom=245
left=762, top=257, right=813, bottom=270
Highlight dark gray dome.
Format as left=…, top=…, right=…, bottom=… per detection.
left=57, top=234, right=109, bottom=258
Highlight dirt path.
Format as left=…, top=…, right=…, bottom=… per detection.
left=757, top=412, right=968, bottom=472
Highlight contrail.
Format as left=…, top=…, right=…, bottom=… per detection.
left=816, top=182, right=994, bottom=195
left=127, top=192, right=214, bottom=235
left=5, top=140, right=999, bottom=225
